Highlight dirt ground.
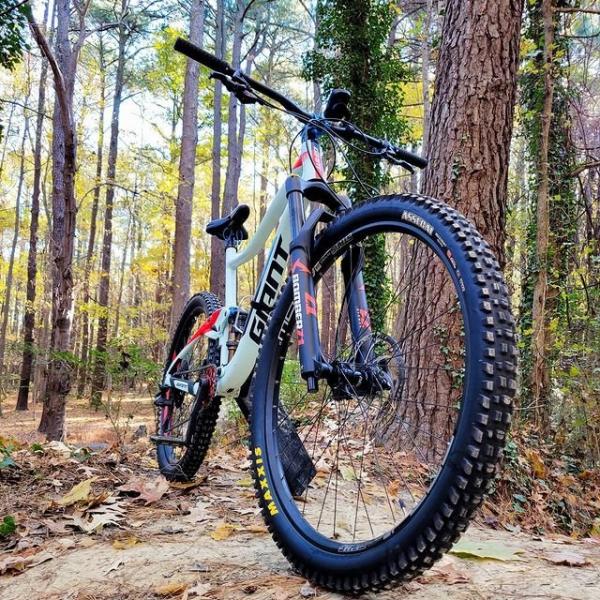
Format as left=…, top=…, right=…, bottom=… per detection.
left=1, top=396, right=599, bottom=600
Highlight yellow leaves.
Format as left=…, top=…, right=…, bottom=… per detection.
left=154, top=581, right=189, bottom=597
left=449, top=539, right=525, bottom=562
left=112, top=535, right=142, bottom=550
left=57, top=478, right=97, bottom=507
left=210, top=521, right=268, bottom=540
left=525, top=449, right=547, bottom=479
left=210, top=521, right=236, bottom=540
left=235, top=477, right=254, bottom=488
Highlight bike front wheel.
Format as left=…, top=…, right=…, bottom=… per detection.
left=250, top=194, right=517, bottom=592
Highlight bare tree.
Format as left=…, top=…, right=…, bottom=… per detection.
left=91, top=0, right=129, bottom=407
left=16, top=0, right=52, bottom=411
left=209, top=0, right=226, bottom=298
left=170, top=0, right=205, bottom=331
left=28, top=0, right=88, bottom=439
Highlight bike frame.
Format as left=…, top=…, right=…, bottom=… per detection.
left=163, top=127, right=373, bottom=400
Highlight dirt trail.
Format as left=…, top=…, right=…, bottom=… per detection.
left=1, top=502, right=598, bottom=599
left=1, top=401, right=599, bottom=600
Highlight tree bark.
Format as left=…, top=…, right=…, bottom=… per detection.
left=0, top=103, right=29, bottom=373
left=29, top=1, right=81, bottom=440
left=16, top=0, right=51, bottom=411
left=222, top=2, right=244, bottom=217
left=421, top=0, right=523, bottom=263
left=209, top=0, right=226, bottom=298
left=170, top=0, right=205, bottom=332
left=90, top=1, right=128, bottom=407
left=77, top=34, right=106, bottom=398
left=390, top=0, right=523, bottom=453
left=530, top=0, right=555, bottom=431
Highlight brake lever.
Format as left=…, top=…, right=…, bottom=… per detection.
left=386, top=154, right=415, bottom=173
left=209, top=71, right=263, bottom=105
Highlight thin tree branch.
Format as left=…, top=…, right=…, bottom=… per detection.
left=555, top=7, right=600, bottom=15
left=26, top=14, right=72, bottom=138
left=0, top=0, right=29, bottom=18
left=571, top=159, right=600, bottom=177
left=0, top=98, right=49, bottom=118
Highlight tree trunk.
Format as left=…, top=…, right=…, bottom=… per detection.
left=420, top=0, right=433, bottom=157
left=16, top=0, right=51, bottom=410
left=0, top=107, right=29, bottom=373
left=29, top=0, right=81, bottom=440
left=170, top=0, right=205, bottom=331
left=421, top=0, right=523, bottom=263
left=209, top=0, right=226, bottom=299
left=390, top=0, right=523, bottom=453
left=529, top=0, right=555, bottom=431
left=222, top=2, right=244, bottom=217
left=90, top=3, right=127, bottom=407
left=77, top=35, right=106, bottom=398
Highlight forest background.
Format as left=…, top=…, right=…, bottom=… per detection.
left=0, top=0, right=599, bottom=539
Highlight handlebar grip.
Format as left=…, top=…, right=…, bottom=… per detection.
left=174, top=37, right=234, bottom=76
left=394, top=147, right=428, bottom=169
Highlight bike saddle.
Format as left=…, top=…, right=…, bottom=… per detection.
left=206, top=204, right=250, bottom=242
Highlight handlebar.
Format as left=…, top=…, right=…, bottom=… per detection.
left=174, top=37, right=427, bottom=170
left=174, top=37, right=311, bottom=121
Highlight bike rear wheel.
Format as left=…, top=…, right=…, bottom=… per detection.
left=155, top=292, right=222, bottom=481
left=250, top=194, right=517, bottom=591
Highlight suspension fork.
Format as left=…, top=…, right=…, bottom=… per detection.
left=286, top=175, right=322, bottom=392
left=341, top=246, right=374, bottom=364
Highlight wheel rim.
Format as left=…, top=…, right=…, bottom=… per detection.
left=159, top=306, right=211, bottom=465
left=266, top=224, right=471, bottom=548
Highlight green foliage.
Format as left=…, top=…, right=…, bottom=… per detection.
left=0, top=0, right=28, bottom=142
left=0, top=1, right=28, bottom=71
left=0, top=515, right=16, bottom=537
left=303, top=0, right=412, bottom=330
left=518, top=1, right=578, bottom=404
left=0, top=438, right=16, bottom=469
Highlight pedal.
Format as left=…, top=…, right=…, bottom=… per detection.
left=149, top=434, right=186, bottom=446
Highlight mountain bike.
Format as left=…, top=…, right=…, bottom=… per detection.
left=152, top=37, right=518, bottom=592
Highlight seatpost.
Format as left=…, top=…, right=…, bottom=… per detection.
left=286, top=175, right=322, bottom=392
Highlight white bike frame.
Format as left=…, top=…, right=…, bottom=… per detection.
left=163, top=137, right=327, bottom=399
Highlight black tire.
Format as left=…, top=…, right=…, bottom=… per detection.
left=156, top=292, right=222, bottom=482
left=250, top=194, right=517, bottom=592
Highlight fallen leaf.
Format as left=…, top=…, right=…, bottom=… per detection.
left=525, top=448, right=547, bottom=479
left=186, top=501, right=211, bottom=524
left=449, top=539, right=525, bottom=562
left=244, top=525, right=268, bottom=534
left=236, top=477, right=254, bottom=487
left=0, top=550, right=54, bottom=575
left=42, top=519, right=70, bottom=535
left=118, top=476, right=170, bottom=505
left=417, top=556, right=471, bottom=585
left=104, top=558, right=124, bottom=575
left=543, top=551, right=590, bottom=567
left=170, top=477, right=207, bottom=491
left=56, top=478, right=96, bottom=507
left=210, top=522, right=237, bottom=540
left=67, top=501, right=125, bottom=534
left=339, top=465, right=356, bottom=481
left=155, top=581, right=188, bottom=596
left=112, top=536, right=142, bottom=549
left=55, top=537, right=76, bottom=550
